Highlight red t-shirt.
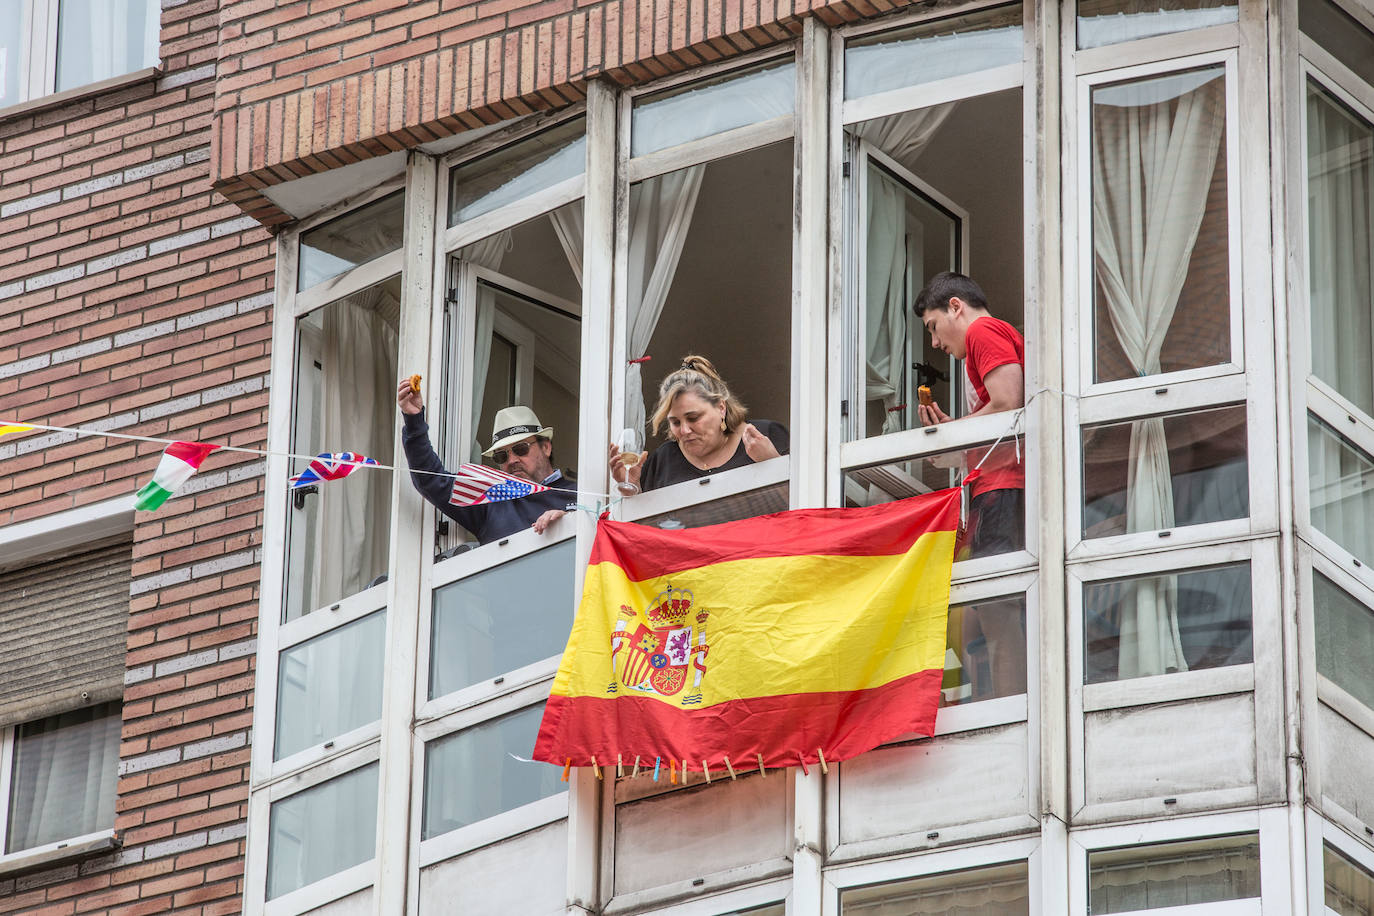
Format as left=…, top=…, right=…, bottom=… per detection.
left=963, top=316, right=1025, bottom=496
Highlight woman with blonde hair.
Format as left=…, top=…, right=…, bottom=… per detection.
left=610, top=355, right=788, bottom=493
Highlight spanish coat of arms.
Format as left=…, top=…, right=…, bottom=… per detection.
left=609, top=585, right=709, bottom=702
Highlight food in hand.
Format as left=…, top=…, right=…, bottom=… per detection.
left=409, top=374, right=422, bottom=394
left=918, top=385, right=934, bottom=407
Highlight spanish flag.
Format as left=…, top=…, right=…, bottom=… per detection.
left=533, top=487, right=960, bottom=773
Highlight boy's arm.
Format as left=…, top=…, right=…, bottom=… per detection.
left=966, top=362, right=1025, bottom=417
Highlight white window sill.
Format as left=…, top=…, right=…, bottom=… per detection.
left=0, top=829, right=120, bottom=878
left=0, top=68, right=160, bottom=122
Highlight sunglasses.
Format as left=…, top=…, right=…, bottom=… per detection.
left=492, top=441, right=535, bottom=464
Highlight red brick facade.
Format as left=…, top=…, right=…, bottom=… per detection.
left=210, top=0, right=910, bottom=226
left=0, top=0, right=270, bottom=911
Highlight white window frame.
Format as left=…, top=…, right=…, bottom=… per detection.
left=246, top=743, right=381, bottom=916
left=1068, top=809, right=1291, bottom=916
left=1293, top=50, right=1374, bottom=598
left=1067, top=538, right=1284, bottom=821
left=626, top=879, right=790, bottom=916
left=822, top=836, right=1041, bottom=916
left=608, top=46, right=801, bottom=527
left=0, top=497, right=131, bottom=872
left=412, top=681, right=570, bottom=869
left=1306, top=807, right=1374, bottom=915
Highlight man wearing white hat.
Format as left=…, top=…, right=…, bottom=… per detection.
left=398, top=381, right=573, bottom=545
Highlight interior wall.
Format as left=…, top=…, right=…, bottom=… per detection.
left=641, top=142, right=795, bottom=448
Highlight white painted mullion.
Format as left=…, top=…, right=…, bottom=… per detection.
left=0, top=726, right=13, bottom=850
left=35, top=0, right=57, bottom=98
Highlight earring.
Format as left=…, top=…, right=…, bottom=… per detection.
left=721, top=419, right=727, bottom=433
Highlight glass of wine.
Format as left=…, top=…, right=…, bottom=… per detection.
left=616, top=427, right=644, bottom=496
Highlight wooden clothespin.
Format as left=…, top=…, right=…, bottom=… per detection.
left=757, top=753, right=766, bottom=776
left=617, top=754, right=623, bottom=778
left=817, top=748, right=828, bottom=775
left=702, top=760, right=711, bottom=784
left=591, top=756, right=602, bottom=780
left=632, top=755, right=641, bottom=778
left=723, top=756, right=737, bottom=780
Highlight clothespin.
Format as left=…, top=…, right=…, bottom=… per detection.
left=632, top=755, right=641, bottom=778
left=670, top=759, right=678, bottom=785
left=561, top=758, right=572, bottom=782
left=723, top=756, right=737, bottom=780
left=757, top=753, right=767, bottom=777
left=653, top=757, right=661, bottom=781
left=617, top=754, right=623, bottom=778
left=628, top=355, right=652, bottom=364
left=591, top=756, right=601, bottom=779
left=796, top=751, right=810, bottom=775
left=702, top=760, right=711, bottom=784
left=817, top=748, right=828, bottom=775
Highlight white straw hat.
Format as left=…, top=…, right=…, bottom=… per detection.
left=482, top=406, right=553, bottom=456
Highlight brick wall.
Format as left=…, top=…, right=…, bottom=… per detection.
left=210, top=0, right=913, bottom=225
left=0, top=1, right=272, bottom=912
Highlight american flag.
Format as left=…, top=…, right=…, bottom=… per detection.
left=450, top=463, right=551, bottom=506
left=289, top=452, right=379, bottom=488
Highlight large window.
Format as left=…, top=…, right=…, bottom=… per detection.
left=0, top=0, right=160, bottom=109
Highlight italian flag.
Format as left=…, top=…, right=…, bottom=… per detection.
left=133, top=442, right=220, bottom=511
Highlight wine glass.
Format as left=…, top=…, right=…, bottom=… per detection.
left=615, top=427, right=644, bottom=496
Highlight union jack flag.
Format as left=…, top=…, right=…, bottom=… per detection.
left=450, top=463, right=551, bottom=506
left=289, top=452, right=379, bottom=488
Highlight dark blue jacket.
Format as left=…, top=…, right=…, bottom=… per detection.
left=401, top=411, right=576, bottom=545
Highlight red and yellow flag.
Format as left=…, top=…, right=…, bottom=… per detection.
left=533, top=488, right=960, bottom=773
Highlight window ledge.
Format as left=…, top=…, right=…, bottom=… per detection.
left=0, top=68, right=160, bottom=123
left=0, top=830, right=120, bottom=879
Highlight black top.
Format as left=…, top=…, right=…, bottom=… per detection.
left=639, top=419, right=789, bottom=492
left=401, top=410, right=576, bottom=545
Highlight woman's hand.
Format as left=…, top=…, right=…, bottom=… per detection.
left=397, top=378, right=424, bottom=416
left=741, top=424, right=780, bottom=462
left=608, top=443, right=644, bottom=491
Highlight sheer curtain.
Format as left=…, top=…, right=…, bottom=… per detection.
left=463, top=231, right=512, bottom=460
left=7, top=705, right=120, bottom=852
left=317, top=286, right=399, bottom=602
left=625, top=166, right=705, bottom=434
left=1092, top=70, right=1225, bottom=677
left=855, top=104, right=958, bottom=435
left=1307, top=83, right=1374, bottom=418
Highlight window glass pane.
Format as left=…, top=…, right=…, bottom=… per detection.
left=1077, top=0, right=1237, bottom=49
left=624, top=144, right=793, bottom=488
left=298, top=192, right=405, bottom=291
left=449, top=118, right=585, bottom=226
left=1315, top=572, right=1374, bottom=709
left=430, top=540, right=576, bottom=699
left=266, top=763, right=378, bottom=900
left=286, top=277, right=399, bottom=620
left=1082, top=404, right=1248, bottom=538
left=422, top=704, right=562, bottom=839
left=55, top=0, right=160, bottom=92
left=944, top=595, right=1026, bottom=706
left=1307, top=81, right=1374, bottom=418
left=1088, top=834, right=1260, bottom=912
left=6, top=702, right=120, bottom=853
left=635, top=482, right=790, bottom=529
left=1300, top=0, right=1374, bottom=89
left=844, top=439, right=1025, bottom=560
left=850, top=88, right=1025, bottom=440
left=844, top=5, right=1023, bottom=101
left=1091, top=67, right=1231, bottom=383
left=631, top=61, right=794, bottom=158
left=841, top=862, right=1030, bottom=914
left=275, top=610, right=386, bottom=760
left=1308, top=413, right=1374, bottom=564
left=1084, top=563, right=1252, bottom=683
left=1326, top=842, right=1374, bottom=916
left=0, top=0, right=23, bottom=108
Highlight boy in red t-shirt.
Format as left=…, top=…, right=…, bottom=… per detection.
left=914, top=271, right=1025, bottom=558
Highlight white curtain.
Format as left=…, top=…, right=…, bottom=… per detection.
left=463, top=231, right=512, bottom=460
left=549, top=204, right=586, bottom=287
left=1092, top=71, right=1225, bottom=678
left=317, top=286, right=399, bottom=604
left=7, top=706, right=120, bottom=851
left=624, top=166, right=705, bottom=434
left=1306, top=83, right=1374, bottom=418
left=855, top=104, right=958, bottom=434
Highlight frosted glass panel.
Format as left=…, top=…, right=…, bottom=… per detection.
left=55, top=0, right=160, bottom=92
left=267, top=764, right=378, bottom=899
left=298, top=192, right=405, bottom=291
left=631, top=61, right=794, bottom=157
left=844, top=5, right=1023, bottom=101
left=276, top=610, right=386, bottom=760
left=449, top=118, right=585, bottom=225
left=1315, top=572, right=1374, bottom=709
left=1078, top=0, right=1237, bottom=49
left=422, top=705, right=562, bottom=839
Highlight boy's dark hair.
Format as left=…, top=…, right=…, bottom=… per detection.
left=914, top=271, right=990, bottom=317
